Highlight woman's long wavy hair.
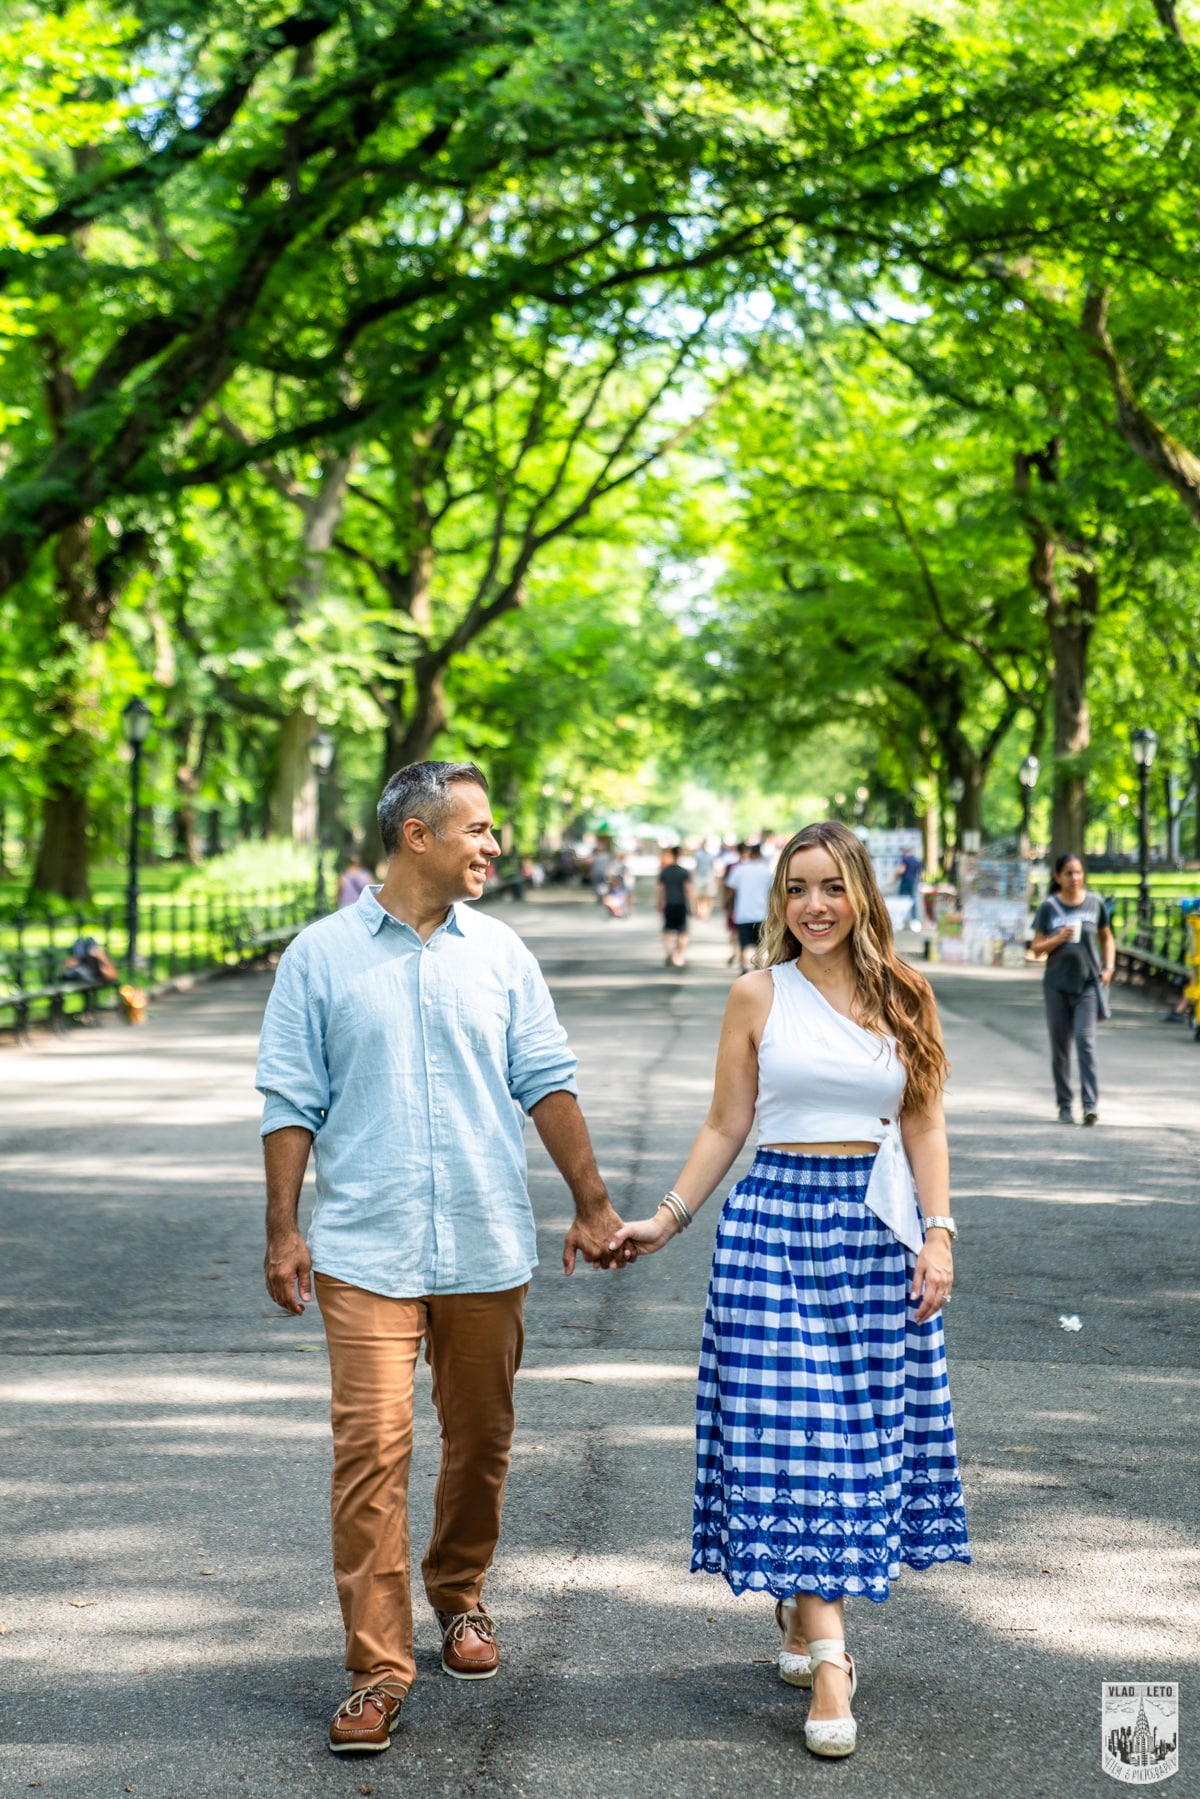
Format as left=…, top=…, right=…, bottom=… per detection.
left=757, top=820, right=949, bottom=1113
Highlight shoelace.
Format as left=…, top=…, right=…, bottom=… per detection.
left=445, top=1608, right=495, bottom=1647
left=338, top=1686, right=392, bottom=1720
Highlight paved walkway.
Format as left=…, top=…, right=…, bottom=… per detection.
left=1, top=891, right=1197, bottom=1798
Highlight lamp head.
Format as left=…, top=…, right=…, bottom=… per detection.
left=309, top=731, right=335, bottom=773
left=1130, top=726, right=1158, bottom=770
left=947, top=777, right=965, bottom=804
left=121, top=697, right=152, bottom=747
left=1018, top=754, right=1040, bottom=790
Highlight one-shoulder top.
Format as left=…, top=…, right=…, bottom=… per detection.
left=756, top=960, right=924, bottom=1253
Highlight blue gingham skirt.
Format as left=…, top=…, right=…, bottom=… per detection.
left=692, top=1149, right=971, bottom=1602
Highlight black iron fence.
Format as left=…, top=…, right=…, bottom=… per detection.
left=0, top=887, right=317, bottom=1032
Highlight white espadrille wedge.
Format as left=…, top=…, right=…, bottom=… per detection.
left=774, top=1596, right=812, bottom=1688
left=803, top=1638, right=858, bottom=1759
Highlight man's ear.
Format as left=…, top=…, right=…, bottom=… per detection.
left=401, top=816, right=432, bottom=855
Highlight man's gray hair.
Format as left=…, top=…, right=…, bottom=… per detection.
left=377, top=760, right=489, bottom=856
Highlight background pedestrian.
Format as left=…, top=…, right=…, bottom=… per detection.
left=724, top=841, right=773, bottom=972
left=657, top=845, right=693, bottom=967
left=1030, top=852, right=1115, bottom=1125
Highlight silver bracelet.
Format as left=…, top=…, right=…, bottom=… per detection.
left=658, top=1191, right=692, bottom=1231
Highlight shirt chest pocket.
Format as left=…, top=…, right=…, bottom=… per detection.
left=456, top=986, right=511, bottom=1057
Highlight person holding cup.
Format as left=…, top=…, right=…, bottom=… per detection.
left=1030, top=852, right=1116, bottom=1125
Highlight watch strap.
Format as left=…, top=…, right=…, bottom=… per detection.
left=923, top=1214, right=957, bottom=1239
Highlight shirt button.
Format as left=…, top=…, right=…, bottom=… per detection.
left=423, top=997, right=433, bottom=1007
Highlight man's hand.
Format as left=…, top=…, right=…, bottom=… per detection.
left=264, top=1230, right=313, bottom=1314
left=563, top=1200, right=638, bottom=1275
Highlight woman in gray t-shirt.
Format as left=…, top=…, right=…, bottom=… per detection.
left=1030, top=853, right=1116, bottom=1125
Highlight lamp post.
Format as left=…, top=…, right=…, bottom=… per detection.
left=121, top=698, right=153, bottom=977
left=1018, top=754, right=1040, bottom=860
left=1130, top=726, right=1158, bottom=929
left=309, top=731, right=335, bottom=912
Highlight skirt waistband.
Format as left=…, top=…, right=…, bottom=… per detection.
left=748, top=1147, right=877, bottom=1188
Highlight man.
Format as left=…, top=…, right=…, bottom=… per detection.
left=724, top=840, right=774, bottom=972
left=896, top=845, right=923, bottom=932
left=256, top=761, right=632, bottom=1756
left=656, top=844, right=693, bottom=968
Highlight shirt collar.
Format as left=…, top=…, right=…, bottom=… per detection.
left=357, top=884, right=468, bottom=939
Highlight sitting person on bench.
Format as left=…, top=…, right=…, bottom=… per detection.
left=61, top=935, right=119, bottom=985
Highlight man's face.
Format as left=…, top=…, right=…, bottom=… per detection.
left=419, top=783, right=500, bottom=901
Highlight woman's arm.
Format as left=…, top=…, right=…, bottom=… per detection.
left=901, top=1096, right=954, bottom=1324
left=901, top=1097, right=950, bottom=1219
left=1097, top=922, right=1116, bottom=983
left=608, top=973, right=769, bottom=1256
left=1030, top=925, right=1071, bottom=957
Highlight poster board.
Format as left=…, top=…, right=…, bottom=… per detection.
left=939, top=855, right=1030, bottom=965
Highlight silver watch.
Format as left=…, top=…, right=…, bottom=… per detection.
left=923, top=1215, right=957, bottom=1240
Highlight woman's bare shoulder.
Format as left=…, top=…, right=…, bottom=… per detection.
left=723, top=967, right=775, bottom=1027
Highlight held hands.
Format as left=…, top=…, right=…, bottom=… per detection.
left=264, top=1230, right=313, bottom=1314
left=562, top=1197, right=640, bottom=1275
left=911, top=1231, right=953, bottom=1324
left=606, top=1206, right=680, bottom=1261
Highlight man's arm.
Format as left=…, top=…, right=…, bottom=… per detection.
left=528, top=1089, right=635, bottom=1275
left=263, top=1126, right=315, bottom=1314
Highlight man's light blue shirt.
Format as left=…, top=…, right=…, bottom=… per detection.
left=256, top=885, right=578, bottom=1297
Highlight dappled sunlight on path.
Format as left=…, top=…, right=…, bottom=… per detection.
left=1, top=889, right=1197, bottom=1796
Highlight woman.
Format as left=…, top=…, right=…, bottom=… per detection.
left=1030, top=853, right=1115, bottom=1126
left=610, top=821, right=970, bottom=1758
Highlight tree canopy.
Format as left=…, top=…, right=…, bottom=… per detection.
left=4, top=0, right=1200, bottom=896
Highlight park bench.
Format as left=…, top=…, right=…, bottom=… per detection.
left=1113, top=936, right=1187, bottom=980
left=228, top=912, right=306, bottom=965
left=0, top=945, right=121, bottom=1040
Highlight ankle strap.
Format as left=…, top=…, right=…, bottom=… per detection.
left=807, top=1638, right=849, bottom=1670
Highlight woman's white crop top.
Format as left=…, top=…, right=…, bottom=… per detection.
left=756, top=961, right=924, bottom=1253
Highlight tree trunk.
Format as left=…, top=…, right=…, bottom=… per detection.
left=1016, top=446, right=1097, bottom=863
left=32, top=786, right=91, bottom=901
left=30, top=519, right=146, bottom=899
left=360, top=661, right=448, bottom=867
left=1045, top=568, right=1095, bottom=860
left=266, top=451, right=354, bottom=843
left=172, top=716, right=204, bottom=864
left=271, top=709, right=318, bottom=841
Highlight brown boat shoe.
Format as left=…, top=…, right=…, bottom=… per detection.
left=328, top=1684, right=404, bottom=1754
left=435, top=1604, right=500, bottom=1680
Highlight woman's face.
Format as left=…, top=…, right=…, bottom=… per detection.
left=784, top=845, right=857, bottom=959
left=1058, top=858, right=1085, bottom=904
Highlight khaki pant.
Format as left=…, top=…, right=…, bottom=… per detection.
left=314, top=1273, right=527, bottom=1694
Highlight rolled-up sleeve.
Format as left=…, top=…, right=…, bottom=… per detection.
left=506, top=952, right=577, bottom=1113
left=256, top=941, right=330, bottom=1137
